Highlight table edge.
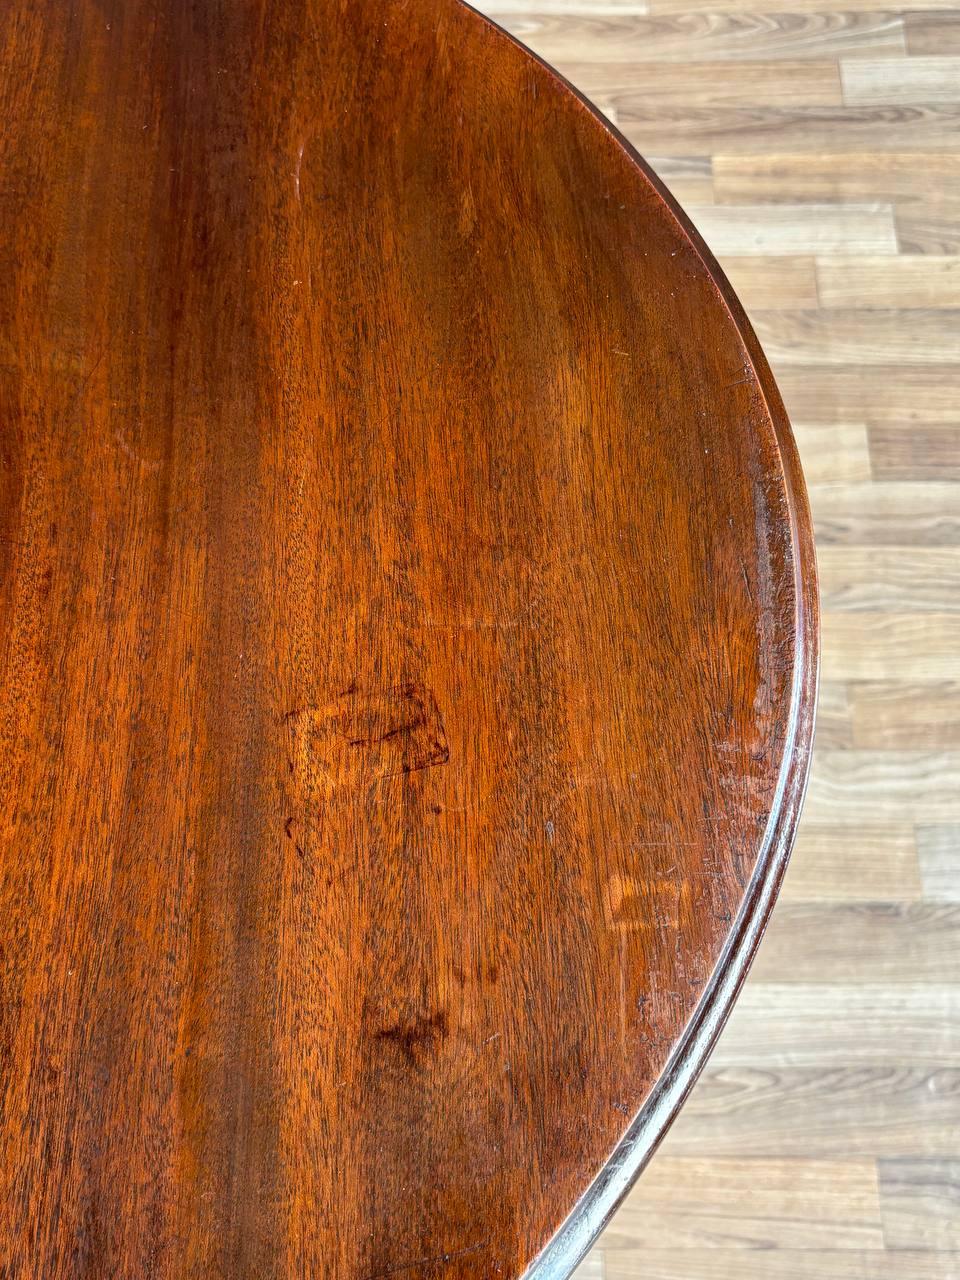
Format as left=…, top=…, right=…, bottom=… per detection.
left=453, top=4, right=821, bottom=1273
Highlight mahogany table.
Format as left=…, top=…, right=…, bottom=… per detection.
left=0, top=0, right=818, bottom=1275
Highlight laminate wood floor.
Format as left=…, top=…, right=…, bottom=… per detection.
left=471, top=1, right=960, bottom=1274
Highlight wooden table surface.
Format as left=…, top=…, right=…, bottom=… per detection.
left=472, top=2, right=960, bottom=1278
left=0, top=1, right=817, bottom=1276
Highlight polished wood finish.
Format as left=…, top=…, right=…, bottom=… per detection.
left=484, top=4, right=960, bottom=1278
left=0, top=1, right=816, bottom=1275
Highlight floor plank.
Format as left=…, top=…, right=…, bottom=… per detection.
left=878, top=1160, right=960, bottom=1249
left=478, top=0, right=652, bottom=13
left=497, top=12, right=907, bottom=62
left=605, top=1158, right=884, bottom=1251
left=810, top=483, right=960, bottom=546
left=755, top=309, right=960, bottom=364
left=805, top=749, right=960, bottom=822
left=605, top=1251, right=960, bottom=1278
left=718, top=255, right=820, bottom=309
left=752, top=902, right=960, bottom=981
left=648, top=0, right=956, bottom=12
left=905, top=10, right=960, bottom=52
left=816, top=256, right=960, bottom=308
left=869, top=425, right=960, bottom=481
left=841, top=55, right=960, bottom=104
left=774, top=365, right=959, bottom=423
left=917, top=825, right=960, bottom=901
left=665, top=1062, right=960, bottom=1156
left=851, top=680, right=960, bottom=747
left=811, top=681, right=855, bottom=749
left=782, top=824, right=921, bottom=901
left=817, top=547, right=960, bottom=610
left=711, top=985, right=960, bottom=1067
left=794, top=424, right=873, bottom=485
left=564, top=59, right=842, bottom=107
left=713, top=151, right=960, bottom=201
left=822, top=613, right=960, bottom=679
left=687, top=203, right=897, bottom=253
left=622, top=105, right=960, bottom=155
left=896, top=203, right=960, bottom=252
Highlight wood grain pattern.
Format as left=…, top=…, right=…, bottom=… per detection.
left=605, top=1251, right=960, bottom=1279
left=0, top=0, right=816, bottom=1276
left=805, top=751, right=960, bottom=822
left=783, top=825, right=921, bottom=900
left=896, top=207, right=960, bottom=254
left=809, top=680, right=853, bottom=748
left=792, top=423, right=873, bottom=485
left=841, top=55, right=960, bottom=104
left=712, top=150, right=960, bottom=199
left=817, top=547, right=960, bottom=609
left=851, top=681, right=960, bottom=747
left=708, top=984, right=960, bottom=1067
left=561, top=59, right=843, bottom=107
left=878, top=1159, right=960, bottom=1250
left=774, top=366, right=958, bottom=422
left=869, top=425, right=960, bottom=479
left=811, top=482, right=960, bottom=546
left=816, top=256, right=960, bottom=308
left=905, top=10, right=960, bottom=52
left=491, top=3, right=960, bottom=1275
left=918, top=826, right=960, bottom=901
left=821, top=613, right=960, bottom=679
left=687, top=203, right=898, bottom=252
left=753, top=309, right=960, bottom=364
left=750, top=902, right=960, bottom=981
left=493, top=11, right=908, bottom=62
left=600, top=1156, right=884, bottom=1250
left=718, top=256, right=820, bottom=310
left=665, top=1062, right=960, bottom=1156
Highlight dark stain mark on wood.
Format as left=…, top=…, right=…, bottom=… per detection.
left=375, top=1010, right=450, bottom=1065
left=287, top=684, right=449, bottom=788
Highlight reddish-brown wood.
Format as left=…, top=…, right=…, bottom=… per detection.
left=0, top=1, right=818, bottom=1276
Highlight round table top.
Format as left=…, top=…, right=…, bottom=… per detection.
left=0, top=0, right=817, bottom=1275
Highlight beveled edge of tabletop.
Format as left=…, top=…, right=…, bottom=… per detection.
left=454, top=3, right=822, bottom=1274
